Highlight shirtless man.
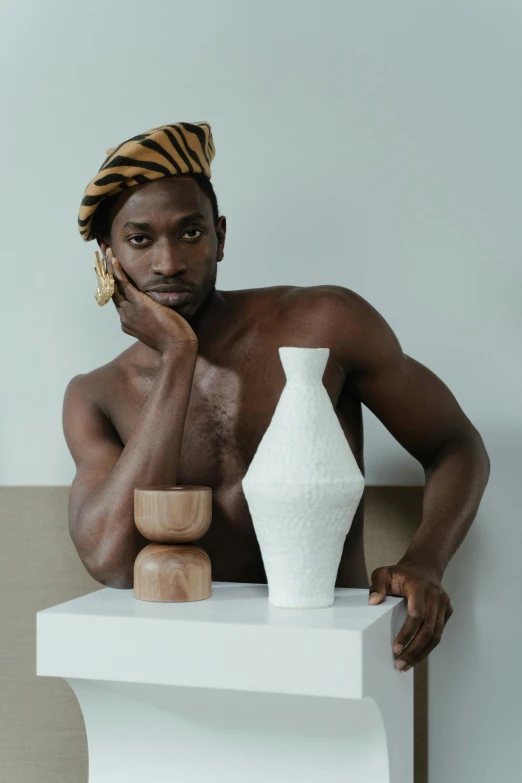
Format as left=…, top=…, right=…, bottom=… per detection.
left=64, top=171, right=490, bottom=673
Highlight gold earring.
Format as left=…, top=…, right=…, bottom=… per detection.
left=94, top=250, right=115, bottom=306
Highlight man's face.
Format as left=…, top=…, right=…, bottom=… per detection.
left=97, top=176, right=226, bottom=321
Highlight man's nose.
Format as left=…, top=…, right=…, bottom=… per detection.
left=150, top=240, right=188, bottom=276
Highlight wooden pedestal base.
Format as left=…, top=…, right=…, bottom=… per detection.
left=133, top=543, right=212, bottom=603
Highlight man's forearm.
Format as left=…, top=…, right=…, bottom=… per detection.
left=398, top=431, right=491, bottom=580
left=75, top=345, right=198, bottom=586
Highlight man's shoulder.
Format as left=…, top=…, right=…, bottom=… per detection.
left=243, top=283, right=367, bottom=312
left=63, top=348, right=131, bottom=420
left=285, top=284, right=361, bottom=307
left=277, top=284, right=380, bottom=329
left=227, top=284, right=375, bottom=326
left=266, top=284, right=397, bottom=370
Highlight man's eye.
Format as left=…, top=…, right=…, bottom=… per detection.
left=183, top=229, right=203, bottom=240
left=128, top=229, right=202, bottom=245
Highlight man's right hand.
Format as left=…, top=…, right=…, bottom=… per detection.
left=105, top=247, right=198, bottom=354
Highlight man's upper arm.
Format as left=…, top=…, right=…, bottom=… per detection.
left=62, top=374, right=124, bottom=536
left=321, top=286, right=480, bottom=468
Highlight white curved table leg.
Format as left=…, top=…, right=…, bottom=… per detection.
left=66, top=677, right=407, bottom=783
left=369, top=683, right=414, bottom=781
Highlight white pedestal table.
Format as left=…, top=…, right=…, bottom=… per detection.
left=36, top=582, right=413, bottom=782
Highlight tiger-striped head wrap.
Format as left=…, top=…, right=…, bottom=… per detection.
left=78, top=121, right=215, bottom=241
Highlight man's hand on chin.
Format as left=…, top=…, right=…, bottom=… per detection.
left=368, top=561, right=453, bottom=672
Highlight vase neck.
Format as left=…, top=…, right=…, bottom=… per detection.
left=278, top=347, right=330, bottom=385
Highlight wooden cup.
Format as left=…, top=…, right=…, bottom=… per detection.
left=134, top=544, right=211, bottom=603
left=134, top=485, right=212, bottom=543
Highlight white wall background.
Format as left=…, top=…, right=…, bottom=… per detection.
left=1, top=1, right=520, bottom=779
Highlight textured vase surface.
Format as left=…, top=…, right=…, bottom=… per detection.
left=242, top=347, right=365, bottom=609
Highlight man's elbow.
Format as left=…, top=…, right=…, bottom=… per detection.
left=452, top=426, right=491, bottom=482
left=79, top=547, right=135, bottom=590
left=70, top=521, right=138, bottom=589
left=466, top=426, right=491, bottom=475
left=480, top=435, right=491, bottom=485
left=425, top=426, right=490, bottom=477
left=95, top=562, right=134, bottom=589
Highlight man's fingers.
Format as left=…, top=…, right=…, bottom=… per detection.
left=392, top=580, right=426, bottom=656
left=368, top=567, right=389, bottom=605
left=395, top=587, right=442, bottom=667
left=105, top=249, right=133, bottom=307
left=105, top=248, right=119, bottom=284
left=94, top=250, right=104, bottom=277
left=104, top=247, right=113, bottom=277
left=109, top=252, right=141, bottom=302
left=102, top=253, right=123, bottom=307
left=402, top=598, right=451, bottom=671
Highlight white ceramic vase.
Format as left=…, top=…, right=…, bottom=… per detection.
left=242, top=347, right=365, bottom=609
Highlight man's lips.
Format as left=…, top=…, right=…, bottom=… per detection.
left=147, top=290, right=193, bottom=305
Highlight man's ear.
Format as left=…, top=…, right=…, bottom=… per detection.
left=216, top=216, right=226, bottom=262
left=95, top=234, right=110, bottom=258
